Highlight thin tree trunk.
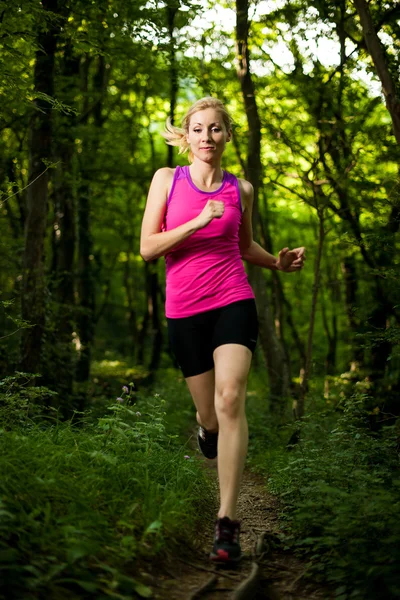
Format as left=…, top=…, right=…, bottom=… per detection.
left=21, top=0, right=59, bottom=374
left=76, top=54, right=107, bottom=384
left=48, top=41, right=79, bottom=401
left=353, top=0, right=400, bottom=143
left=235, top=0, right=289, bottom=413
left=283, top=296, right=307, bottom=369
left=137, top=262, right=151, bottom=366
left=297, top=210, right=325, bottom=417
left=149, top=263, right=162, bottom=371
left=341, top=257, right=364, bottom=366
left=167, top=2, right=178, bottom=168
left=259, top=187, right=295, bottom=378
left=123, top=247, right=137, bottom=358
left=75, top=176, right=94, bottom=384
left=320, top=289, right=337, bottom=376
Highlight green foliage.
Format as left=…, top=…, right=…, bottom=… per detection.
left=265, top=395, right=400, bottom=599
left=0, top=384, right=211, bottom=600
left=1, top=0, right=399, bottom=394
left=0, top=373, right=58, bottom=427
left=0, top=300, right=32, bottom=361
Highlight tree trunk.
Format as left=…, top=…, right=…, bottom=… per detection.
left=298, top=210, right=325, bottom=417
left=352, top=0, right=400, bottom=143
left=48, top=41, right=79, bottom=401
left=136, top=260, right=164, bottom=372
left=248, top=264, right=289, bottom=411
left=75, top=177, right=95, bottom=384
left=259, top=187, right=296, bottom=380
left=21, top=0, right=59, bottom=374
left=75, top=54, right=107, bottom=385
left=235, top=0, right=289, bottom=413
left=123, top=208, right=138, bottom=359
left=149, top=262, right=162, bottom=371
left=321, top=289, right=337, bottom=376
left=341, top=257, right=364, bottom=365
left=137, top=262, right=151, bottom=366
left=123, top=259, right=138, bottom=358
left=167, top=2, right=178, bottom=168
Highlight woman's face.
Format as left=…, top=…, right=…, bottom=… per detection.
left=186, top=108, right=231, bottom=163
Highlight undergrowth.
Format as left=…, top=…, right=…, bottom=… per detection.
left=0, top=373, right=211, bottom=600
left=250, top=392, right=400, bottom=600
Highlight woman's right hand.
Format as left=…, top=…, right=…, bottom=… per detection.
left=195, top=200, right=225, bottom=229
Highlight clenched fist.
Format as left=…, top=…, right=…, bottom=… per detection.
left=276, top=247, right=306, bottom=272
left=195, top=200, right=225, bottom=229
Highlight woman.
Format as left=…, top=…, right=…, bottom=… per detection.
left=140, top=97, right=305, bottom=563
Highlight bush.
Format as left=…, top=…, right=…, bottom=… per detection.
left=267, top=394, right=400, bottom=599
left=0, top=389, right=211, bottom=600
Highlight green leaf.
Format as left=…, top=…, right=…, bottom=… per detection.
left=134, top=582, right=153, bottom=598
left=145, top=520, right=162, bottom=535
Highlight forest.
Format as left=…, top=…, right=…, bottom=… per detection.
left=0, top=0, right=399, bottom=598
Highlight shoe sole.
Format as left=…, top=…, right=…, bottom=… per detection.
left=209, top=549, right=242, bottom=563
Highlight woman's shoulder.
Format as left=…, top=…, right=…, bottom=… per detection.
left=152, top=167, right=176, bottom=183
left=237, top=177, right=253, bottom=195
left=224, top=171, right=253, bottom=195
left=236, top=178, right=254, bottom=210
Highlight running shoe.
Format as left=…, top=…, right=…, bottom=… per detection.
left=197, top=426, right=218, bottom=459
left=210, top=516, right=242, bottom=563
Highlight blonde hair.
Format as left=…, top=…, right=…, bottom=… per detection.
left=161, top=97, right=233, bottom=163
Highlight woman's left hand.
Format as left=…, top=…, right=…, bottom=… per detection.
left=276, top=247, right=306, bottom=272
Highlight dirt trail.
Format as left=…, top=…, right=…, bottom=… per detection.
left=147, top=458, right=333, bottom=600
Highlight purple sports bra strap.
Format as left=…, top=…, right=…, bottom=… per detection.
left=167, top=166, right=183, bottom=207
left=224, top=170, right=242, bottom=212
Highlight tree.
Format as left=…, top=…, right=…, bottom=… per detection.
left=352, top=0, right=400, bottom=143
left=21, top=0, right=60, bottom=374
left=236, top=0, right=290, bottom=415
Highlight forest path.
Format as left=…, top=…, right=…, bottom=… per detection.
left=149, top=455, right=333, bottom=600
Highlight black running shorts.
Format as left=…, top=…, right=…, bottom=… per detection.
left=167, top=299, right=258, bottom=378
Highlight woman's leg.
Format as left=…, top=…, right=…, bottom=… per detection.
left=213, top=343, right=252, bottom=520
left=185, top=369, right=218, bottom=432
left=167, top=312, right=218, bottom=432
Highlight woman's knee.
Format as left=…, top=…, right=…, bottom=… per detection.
left=215, top=383, right=245, bottom=420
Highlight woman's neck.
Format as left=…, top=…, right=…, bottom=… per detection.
left=189, top=160, right=223, bottom=190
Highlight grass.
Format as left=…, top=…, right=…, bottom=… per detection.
left=3, top=365, right=399, bottom=600
left=0, top=372, right=212, bottom=600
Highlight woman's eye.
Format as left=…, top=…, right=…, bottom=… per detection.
left=212, top=128, right=221, bottom=133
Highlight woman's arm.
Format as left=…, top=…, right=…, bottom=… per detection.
left=140, top=168, right=225, bottom=261
left=238, top=179, right=305, bottom=272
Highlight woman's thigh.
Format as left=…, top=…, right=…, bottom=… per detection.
left=212, top=299, right=258, bottom=414
left=211, top=299, right=258, bottom=355
left=167, top=311, right=216, bottom=378
left=213, top=344, right=253, bottom=397
left=167, top=311, right=217, bottom=420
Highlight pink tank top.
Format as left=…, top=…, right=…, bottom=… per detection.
left=164, top=165, right=254, bottom=318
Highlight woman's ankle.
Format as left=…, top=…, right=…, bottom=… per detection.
left=196, top=411, right=218, bottom=432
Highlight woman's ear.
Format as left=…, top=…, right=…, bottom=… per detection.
left=226, top=129, right=232, bottom=142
